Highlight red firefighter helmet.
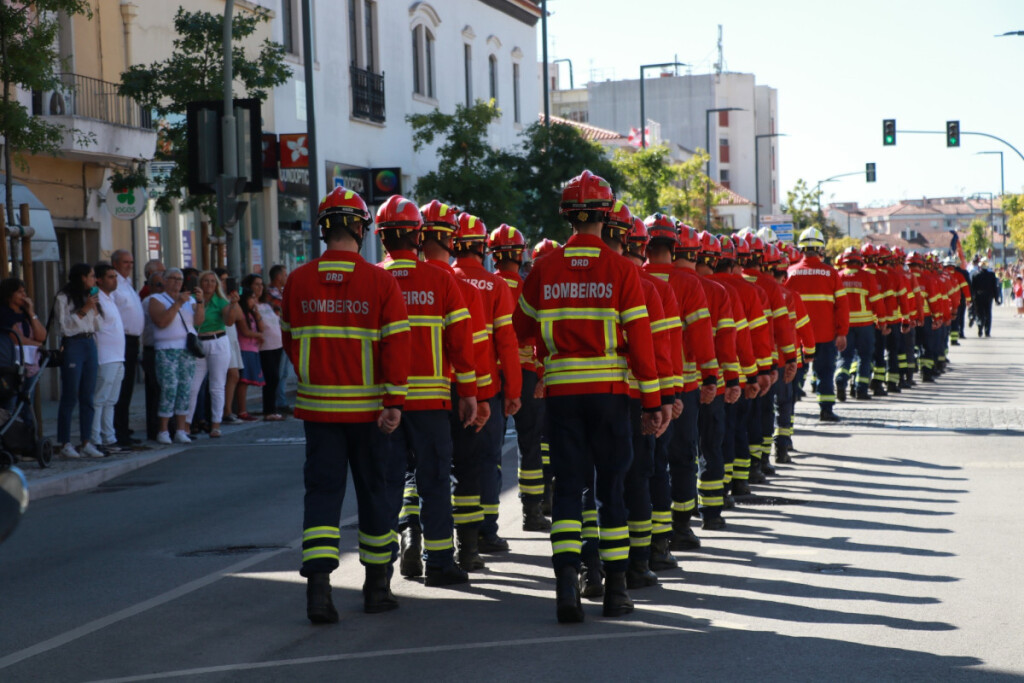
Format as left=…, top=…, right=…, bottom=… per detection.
left=455, top=213, right=488, bottom=255
left=746, top=234, right=766, bottom=256
left=626, top=216, right=649, bottom=257
left=675, top=222, right=700, bottom=256
left=891, top=246, right=905, bottom=263
left=763, top=242, right=783, bottom=267
left=374, top=194, right=422, bottom=235
left=644, top=213, right=679, bottom=244
left=861, top=242, right=878, bottom=260
left=488, top=224, right=527, bottom=251
left=604, top=200, right=633, bottom=244
left=718, top=235, right=738, bottom=262
left=318, top=187, right=371, bottom=229
left=906, top=250, right=924, bottom=266
left=841, top=246, right=863, bottom=266
left=698, top=230, right=722, bottom=256
left=734, top=235, right=752, bottom=258
left=419, top=199, right=460, bottom=235
left=532, top=238, right=560, bottom=260
left=560, top=170, right=615, bottom=222
left=775, top=245, right=792, bottom=268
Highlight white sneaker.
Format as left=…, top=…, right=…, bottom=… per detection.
left=156, top=431, right=173, bottom=445
left=174, top=431, right=192, bottom=444
left=80, top=443, right=105, bottom=458
left=60, top=443, right=81, bottom=459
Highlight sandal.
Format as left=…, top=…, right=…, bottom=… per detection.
left=264, top=413, right=284, bottom=421
left=210, top=429, right=222, bottom=438
left=237, top=412, right=259, bottom=422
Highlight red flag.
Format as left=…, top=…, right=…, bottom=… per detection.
left=627, top=127, right=650, bottom=148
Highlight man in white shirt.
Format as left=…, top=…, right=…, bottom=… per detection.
left=111, top=249, right=145, bottom=447
left=93, top=263, right=127, bottom=453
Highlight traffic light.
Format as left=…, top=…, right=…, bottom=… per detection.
left=883, top=119, right=896, bottom=146
left=946, top=120, right=960, bottom=147
left=866, top=162, right=876, bottom=182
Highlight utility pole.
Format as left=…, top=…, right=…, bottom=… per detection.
left=221, top=0, right=241, bottom=278
left=302, top=0, right=320, bottom=261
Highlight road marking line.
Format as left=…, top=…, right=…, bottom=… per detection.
left=85, top=627, right=688, bottom=682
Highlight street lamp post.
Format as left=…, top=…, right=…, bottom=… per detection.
left=541, top=0, right=549, bottom=129
left=977, top=151, right=1006, bottom=266
left=552, top=58, right=574, bottom=90
left=705, top=107, right=744, bottom=229
left=639, top=61, right=687, bottom=149
left=754, top=132, right=786, bottom=228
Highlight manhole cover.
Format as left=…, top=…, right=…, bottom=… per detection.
left=733, top=495, right=807, bottom=506
left=91, top=481, right=162, bottom=493
left=178, top=545, right=288, bottom=557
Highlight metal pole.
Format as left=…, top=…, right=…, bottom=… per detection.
left=541, top=0, right=549, bottom=129
left=705, top=110, right=711, bottom=229
left=18, top=203, right=33, bottom=299
left=302, top=0, right=320, bottom=261
left=221, top=0, right=241, bottom=278
left=754, top=138, right=760, bottom=229
left=999, top=152, right=1006, bottom=266
left=640, top=67, right=646, bottom=150
left=0, top=207, right=7, bottom=278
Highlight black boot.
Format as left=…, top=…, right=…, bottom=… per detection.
left=478, top=531, right=510, bottom=553
left=362, top=565, right=399, bottom=614
left=541, top=479, right=553, bottom=517
left=399, top=526, right=423, bottom=578
left=922, top=367, right=936, bottom=383
left=748, top=459, right=767, bottom=484
left=819, top=404, right=841, bottom=423
left=648, top=536, right=679, bottom=572
left=774, top=441, right=792, bottom=464
left=731, top=478, right=751, bottom=496
left=602, top=571, right=634, bottom=617
left=723, top=493, right=736, bottom=509
left=669, top=511, right=701, bottom=550
left=626, top=555, right=659, bottom=589
left=579, top=560, right=605, bottom=598
left=702, top=515, right=726, bottom=531
left=886, top=380, right=901, bottom=394
left=306, top=573, right=339, bottom=624
left=836, top=382, right=847, bottom=402
left=855, top=385, right=871, bottom=400
left=424, top=562, right=469, bottom=587
left=556, top=565, right=584, bottom=623
left=522, top=498, right=552, bottom=532
left=870, top=379, right=887, bottom=396
left=456, top=526, right=486, bottom=571
left=760, top=454, right=776, bottom=476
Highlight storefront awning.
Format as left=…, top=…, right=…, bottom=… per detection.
left=0, top=174, right=61, bottom=262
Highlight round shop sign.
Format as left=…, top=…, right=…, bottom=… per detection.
left=110, top=185, right=147, bottom=220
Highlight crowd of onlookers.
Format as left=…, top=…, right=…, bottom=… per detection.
left=991, top=263, right=1024, bottom=317
left=0, top=251, right=292, bottom=459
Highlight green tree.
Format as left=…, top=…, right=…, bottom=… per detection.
left=118, top=7, right=290, bottom=217
left=407, top=100, right=520, bottom=230
left=0, top=0, right=92, bottom=228
left=611, top=145, right=723, bottom=230
left=782, top=179, right=841, bottom=239
left=510, top=121, right=622, bottom=243
left=962, top=218, right=991, bottom=258
left=825, top=235, right=862, bottom=259
left=1002, top=194, right=1024, bottom=256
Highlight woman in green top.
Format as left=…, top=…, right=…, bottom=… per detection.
left=186, top=270, right=240, bottom=437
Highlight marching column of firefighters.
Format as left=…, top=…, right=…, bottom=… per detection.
left=281, top=171, right=973, bottom=624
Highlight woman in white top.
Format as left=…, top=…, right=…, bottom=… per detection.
left=148, top=268, right=205, bottom=444
left=249, top=274, right=285, bottom=421
left=55, top=263, right=103, bottom=459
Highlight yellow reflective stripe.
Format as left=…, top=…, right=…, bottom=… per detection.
left=472, top=330, right=489, bottom=343
left=544, top=355, right=628, bottom=373
left=714, top=317, right=736, bottom=333
left=359, top=530, right=395, bottom=546
left=318, top=260, right=356, bottom=272
left=796, top=315, right=810, bottom=328
left=485, top=323, right=494, bottom=334
left=545, top=370, right=628, bottom=386
left=535, top=307, right=618, bottom=322
left=683, top=308, right=710, bottom=326
left=298, top=382, right=383, bottom=397
left=280, top=320, right=291, bottom=332
left=552, top=540, right=583, bottom=554
left=445, top=308, right=470, bottom=326
left=408, top=314, right=443, bottom=327
left=518, top=294, right=539, bottom=320
left=637, top=378, right=660, bottom=394
left=735, top=317, right=749, bottom=331
left=302, top=546, right=339, bottom=562
left=598, top=527, right=629, bottom=541
left=455, top=370, right=476, bottom=384
left=494, top=313, right=512, bottom=328
left=299, top=337, right=311, bottom=382
left=423, top=538, right=454, bottom=551
left=741, top=363, right=757, bottom=375
left=747, top=315, right=768, bottom=330
left=289, top=325, right=380, bottom=341
left=801, top=294, right=835, bottom=303
left=385, top=259, right=418, bottom=269
left=382, top=320, right=410, bottom=337
left=771, top=306, right=788, bottom=318
left=662, top=317, right=682, bottom=331
left=303, top=526, right=340, bottom=541
left=296, top=396, right=384, bottom=412
left=564, top=247, right=601, bottom=258
left=620, top=305, right=648, bottom=324
left=476, top=373, right=492, bottom=387
left=551, top=519, right=583, bottom=534
left=650, top=318, right=674, bottom=334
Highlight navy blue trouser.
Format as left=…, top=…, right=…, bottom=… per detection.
left=479, top=394, right=505, bottom=537
left=919, top=317, right=939, bottom=370
left=452, top=390, right=484, bottom=531
left=813, top=339, right=838, bottom=405
left=389, top=410, right=455, bottom=568
left=746, top=388, right=763, bottom=466
left=774, top=376, right=795, bottom=450
left=650, top=418, right=674, bottom=541
left=514, top=370, right=545, bottom=501
left=837, top=325, right=875, bottom=389
left=301, top=421, right=393, bottom=577
left=668, top=389, right=700, bottom=517
left=722, top=398, right=738, bottom=483
left=697, top=394, right=726, bottom=520
left=758, top=377, right=778, bottom=459
left=625, top=398, right=655, bottom=561
left=548, top=393, right=632, bottom=573
left=732, top=395, right=752, bottom=483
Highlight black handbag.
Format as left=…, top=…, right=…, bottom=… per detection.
left=179, top=310, right=206, bottom=359
left=42, top=297, right=63, bottom=368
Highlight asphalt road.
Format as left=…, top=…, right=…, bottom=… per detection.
left=2, top=306, right=1023, bottom=682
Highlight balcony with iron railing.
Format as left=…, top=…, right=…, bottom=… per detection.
left=33, top=73, right=153, bottom=130
left=350, top=66, right=386, bottom=124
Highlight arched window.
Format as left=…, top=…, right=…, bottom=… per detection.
left=488, top=54, right=498, bottom=104
left=410, top=2, right=440, bottom=100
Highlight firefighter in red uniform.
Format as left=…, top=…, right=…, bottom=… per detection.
left=376, top=195, right=477, bottom=588
left=489, top=224, right=550, bottom=532
left=514, top=170, right=665, bottom=623
left=531, top=237, right=560, bottom=516
left=785, top=227, right=850, bottom=422
left=771, top=244, right=815, bottom=463
left=282, top=187, right=411, bottom=623
left=834, top=247, right=888, bottom=402
left=418, top=200, right=493, bottom=572
left=862, top=244, right=896, bottom=396
left=453, top=214, right=522, bottom=554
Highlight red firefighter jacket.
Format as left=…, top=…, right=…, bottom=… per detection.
left=713, top=275, right=757, bottom=383
left=499, top=269, right=538, bottom=374
left=696, top=273, right=739, bottom=392
left=716, top=272, right=774, bottom=375
left=639, top=267, right=683, bottom=398
left=514, top=234, right=661, bottom=409
left=839, top=265, right=886, bottom=328
left=652, top=264, right=719, bottom=392
left=743, top=268, right=798, bottom=365
left=785, top=255, right=850, bottom=344
left=628, top=275, right=675, bottom=403
left=281, top=249, right=410, bottom=423
left=380, top=250, right=476, bottom=411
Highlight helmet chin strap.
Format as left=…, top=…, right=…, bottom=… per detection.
left=421, top=232, right=456, bottom=256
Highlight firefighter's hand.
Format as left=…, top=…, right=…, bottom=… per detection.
left=725, top=385, right=741, bottom=404
left=473, top=400, right=491, bottom=432
left=901, top=321, right=911, bottom=333
left=835, top=335, right=848, bottom=353
left=504, top=396, right=521, bottom=417
left=756, top=374, right=771, bottom=395
left=671, top=398, right=683, bottom=420
left=769, top=369, right=779, bottom=385
left=641, top=409, right=663, bottom=436
left=377, top=408, right=402, bottom=434
left=458, top=396, right=477, bottom=428
left=699, top=384, right=716, bottom=404
left=880, top=324, right=891, bottom=336
left=744, top=383, right=761, bottom=399
left=533, top=378, right=545, bottom=399
left=783, top=361, right=798, bottom=384
left=932, top=319, right=941, bottom=330
left=656, top=405, right=673, bottom=437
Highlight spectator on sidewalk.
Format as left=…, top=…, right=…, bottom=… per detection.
left=1013, top=275, right=1023, bottom=317
left=234, top=282, right=264, bottom=421
left=249, top=274, right=284, bottom=421
left=141, top=271, right=165, bottom=441
left=149, top=268, right=204, bottom=444
left=91, top=263, right=126, bottom=454
left=138, top=259, right=165, bottom=299
left=267, top=264, right=292, bottom=414
left=55, top=263, right=104, bottom=459
left=110, top=249, right=144, bottom=448
left=0, top=278, right=47, bottom=431
left=186, top=271, right=239, bottom=438
left=217, top=268, right=243, bottom=424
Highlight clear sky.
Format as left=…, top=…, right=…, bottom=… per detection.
left=542, top=0, right=1024, bottom=209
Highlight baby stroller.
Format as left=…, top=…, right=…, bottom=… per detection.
left=0, top=327, right=54, bottom=468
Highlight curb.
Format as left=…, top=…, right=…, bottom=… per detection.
left=27, top=445, right=188, bottom=501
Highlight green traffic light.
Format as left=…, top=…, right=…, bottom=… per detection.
left=885, top=135, right=894, bottom=144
